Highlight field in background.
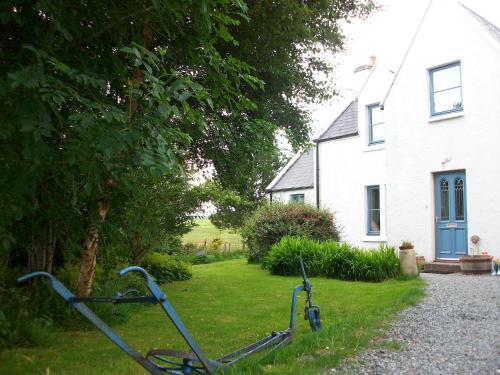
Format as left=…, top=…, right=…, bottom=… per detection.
left=183, top=219, right=244, bottom=251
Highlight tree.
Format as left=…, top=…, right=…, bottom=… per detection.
left=203, top=0, right=375, bottom=228
left=0, top=0, right=373, bottom=295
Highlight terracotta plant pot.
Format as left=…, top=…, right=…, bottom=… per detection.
left=459, top=255, right=493, bottom=274
left=416, top=255, right=425, bottom=268
left=399, top=248, right=418, bottom=276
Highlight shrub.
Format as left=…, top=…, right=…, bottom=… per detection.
left=265, top=236, right=400, bottom=282
left=209, top=237, right=223, bottom=251
left=399, top=240, right=414, bottom=250
left=241, top=203, right=340, bottom=263
left=142, top=252, right=192, bottom=285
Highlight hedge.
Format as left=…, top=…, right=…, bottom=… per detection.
left=142, top=252, right=192, bottom=284
left=265, top=236, right=400, bottom=282
left=241, top=203, right=340, bottom=263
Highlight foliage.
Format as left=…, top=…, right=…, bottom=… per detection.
left=265, top=237, right=401, bottom=282
left=241, top=204, right=340, bottom=263
left=399, top=240, right=414, bottom=250
left=0, top=260, right=424, bottom=374
left=0, top=262, right=147, bottom=350
left=208, top=237, right=223, bottom=251
left=142, top=252, right=192, bottom=285
left=107, top=173, right=204, bottom=262
left=0, top=0, right=270, bottom=293
left=0, top=0, right=374, bottom=346
left=179, top=250, right=246, bottom=265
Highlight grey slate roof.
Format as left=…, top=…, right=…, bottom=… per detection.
left=316, top=99, right=358, bottom=142
left=460, top=3, right=500, bottom=45
left=268, top=149, right=314, bottom=192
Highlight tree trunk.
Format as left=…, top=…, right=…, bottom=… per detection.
left=28, top=222, right=56, bottom=274
left=75, top=227, right=99, bottom=297
left=75, top=200, right=109, bottom=297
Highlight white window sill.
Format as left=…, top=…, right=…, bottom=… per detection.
left=363, top=143, right=386, bottom=152
left=362, top=235, right=387, bottom=243
left=428, top=111, right=463, bottom=123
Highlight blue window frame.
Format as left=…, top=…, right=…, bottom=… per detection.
left=290, top=193, right=305, bottom=203
left=429, top=62, right=463, bottom=116
left=367, top=186, right=380, bottom=235
left=368, top=104, right=385, bottom=144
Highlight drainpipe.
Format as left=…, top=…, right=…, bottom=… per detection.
left=315, top=143, right=320, bottom=208
left=269, top=192, right=273, bottom=204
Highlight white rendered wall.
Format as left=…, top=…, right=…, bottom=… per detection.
left=384, top=0, right=500, bottom=261
left=318, top=67, right=392, bottom=248
left=270, top=188, right=315, bottom=205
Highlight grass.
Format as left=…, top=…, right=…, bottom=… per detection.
left=182, top=219, right=243, bottom=248
left=0, top=259, right=424, bottom=375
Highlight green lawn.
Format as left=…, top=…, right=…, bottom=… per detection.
left=1, top=260, right=424, bottom=375
left=183, top=219, right=243, bottom=249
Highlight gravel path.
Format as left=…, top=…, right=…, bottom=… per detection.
left=333, top=273, right=500, bottom=375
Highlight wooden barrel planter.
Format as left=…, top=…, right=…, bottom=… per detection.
left=459, top=255, right=493, bottom=274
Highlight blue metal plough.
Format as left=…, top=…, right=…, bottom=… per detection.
left=17, top=258, right=320, bottom=374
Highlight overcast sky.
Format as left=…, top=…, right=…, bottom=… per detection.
left=305, top=0, right=500, bottom=145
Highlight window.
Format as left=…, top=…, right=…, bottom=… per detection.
left=368, top=104, right=385, bottom=144
left=367, top=186, right=380, bottom=235
left=290, top=193, right=305, bottom=204
left=429, top=62, right=462, bottom=116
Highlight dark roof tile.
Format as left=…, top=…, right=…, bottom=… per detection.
left=268, top=149, right=314, bottom=191
left=316, top=99, right=358, bottom=142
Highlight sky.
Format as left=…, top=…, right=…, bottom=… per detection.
left=304, top=0, right=500, bottom=146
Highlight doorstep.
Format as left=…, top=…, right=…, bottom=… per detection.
left=422, top=261, right=461, bottom=274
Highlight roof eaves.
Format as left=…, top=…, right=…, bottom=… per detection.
left=314, top=131, right=359, bottom=143
left=267, top=185, right=314, bottom=193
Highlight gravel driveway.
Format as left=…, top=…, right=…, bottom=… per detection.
left=334, top=273, right=500, bottom=375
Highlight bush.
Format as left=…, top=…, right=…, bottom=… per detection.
left=0, top=261, right=151, bottom=350
left=179, top=250, right=247, bottom=265
left=265, top=236, right=400, bottom=282
left=208, top=237, right=223, bottom=251
left=142, top=252, right=192, bottom=285
left=241, top=203, right=340, bottom=263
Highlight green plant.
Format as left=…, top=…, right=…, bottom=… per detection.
left=142, top=252, right=192, bottom=285
left=265, top=236, right=400, bottom=282
left=209, top=237, right=223, bottom=251
left=399, top=241, right=414, bottom=250
left=241, top=204, right=340, bottom=263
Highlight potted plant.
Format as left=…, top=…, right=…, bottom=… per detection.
left=415, top=254, right=425, bottom=271
left=459, top=235, right=494, bottom=274
left=399, top=240, right=418, bottom=276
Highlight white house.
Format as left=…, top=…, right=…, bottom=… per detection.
left=267, top=0, right=500, bottom=264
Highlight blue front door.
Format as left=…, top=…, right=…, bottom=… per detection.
left=435, top=171, right=467, bottom=259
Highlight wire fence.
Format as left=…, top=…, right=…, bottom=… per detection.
left=182, top=240, right=247, bottom=254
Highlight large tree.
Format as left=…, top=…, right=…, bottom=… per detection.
left=0, top=0, right=373, bottom=294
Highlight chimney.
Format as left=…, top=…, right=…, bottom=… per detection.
left=353, top=55, right=377, bottom=73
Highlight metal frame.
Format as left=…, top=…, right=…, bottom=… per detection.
left=17, top=258, right=320, bottom=374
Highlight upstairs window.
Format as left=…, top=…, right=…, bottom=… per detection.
left=290, top=193, right=305, bottom=204
left=429, top=62, right=462, bottom=116
left=368, top=104, right=385, bottom=144
left=367, top=186, right=380, bottom=235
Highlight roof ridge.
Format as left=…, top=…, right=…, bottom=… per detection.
left=458, top=2, right=500, bottom=46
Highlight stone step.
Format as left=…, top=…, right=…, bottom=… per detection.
left=423, top=261, right=461, bottom=274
